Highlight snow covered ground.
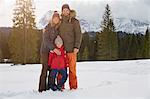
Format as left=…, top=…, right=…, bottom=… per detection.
left=0, top=60, right=150, bottom=99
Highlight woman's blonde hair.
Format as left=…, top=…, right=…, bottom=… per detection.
left=50, top=11, right=61, bottom=29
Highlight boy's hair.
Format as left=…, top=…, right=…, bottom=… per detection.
left=54, top=35, right=63, bottom=45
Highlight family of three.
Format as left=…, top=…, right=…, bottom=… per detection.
left=39, top=4, right=82, bottom=92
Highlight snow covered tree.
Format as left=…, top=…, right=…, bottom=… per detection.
left=96, top=4, right=118, bottom=60
left=142, top=27, right=150, bottom=58
left=9, top=0, right=39, bottom=64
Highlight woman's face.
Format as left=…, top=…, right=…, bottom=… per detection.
left=52, top=17, right=60, bottom=25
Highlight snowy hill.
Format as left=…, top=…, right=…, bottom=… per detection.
left=0, top=60, right=150, bottom=99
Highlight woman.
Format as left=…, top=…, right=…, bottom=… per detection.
left=38, top=11, right=61, bottom=92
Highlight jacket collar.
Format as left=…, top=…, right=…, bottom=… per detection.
left=56, top=45, right=64, bottom=50
left=61, top=15, right=70, bottom=23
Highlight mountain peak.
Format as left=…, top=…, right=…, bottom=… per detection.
left=80, top=17, right=150, bottom=34
left=114, top=18, right=150, bottom=34
left=37, top=11, right=150, bottom=34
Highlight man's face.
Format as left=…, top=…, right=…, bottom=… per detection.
left=62, top=8, right=70, bottom=16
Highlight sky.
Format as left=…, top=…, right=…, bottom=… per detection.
left=0, top=0, right=150, bottom=27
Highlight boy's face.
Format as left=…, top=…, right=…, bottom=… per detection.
left=56, top=43, right=62, bottom=48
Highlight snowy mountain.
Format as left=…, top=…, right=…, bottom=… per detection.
left=114, top=18, right=150, bottom=34
left=79, top=18, right=150, bottom=34
left=37, top=10, right=150, bottom=34
left=79, top=19, right=100, bottom=33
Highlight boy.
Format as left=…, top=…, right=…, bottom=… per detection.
left=48, top=35, right=68, bottom=91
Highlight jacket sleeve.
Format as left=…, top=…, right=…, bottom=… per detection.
left=64, top=51, right=69, bottom=67
left=43, top=28, right=55, bottom=51
left=73, top=20, right=82, bottom=49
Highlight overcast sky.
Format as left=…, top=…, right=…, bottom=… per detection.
left=0, top=0, right=150, bottom=27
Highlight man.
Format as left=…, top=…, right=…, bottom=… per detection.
left=59, top=4, right=82, bottom=90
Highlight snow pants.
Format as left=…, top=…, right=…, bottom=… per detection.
left=67, top=53, right=78, bottom=89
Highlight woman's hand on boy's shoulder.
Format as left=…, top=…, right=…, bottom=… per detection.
left=50, top=50, right=54, bottom=53
left=53, top=48, right=61, bottom=55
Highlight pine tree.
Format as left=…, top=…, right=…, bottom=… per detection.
left=127, top=34, right=139, bottom=59
left=0, top=49, right=2, bottom=61
left=0, top=40, right=2, bottom=61
left=136, top=34, right=145, bottom=59
left=78, top=32, right=90, bottom=61
left=96, top=4, right=118, bottom=60
left=142, top=27, right=150, bottom=58
left=0, top=31, right=3, bottom=61
left=9, top=0, right=38, bottom=64
left=118, top=32, right=127, bottom=59
left=82, top=47, right=89, bottom=60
